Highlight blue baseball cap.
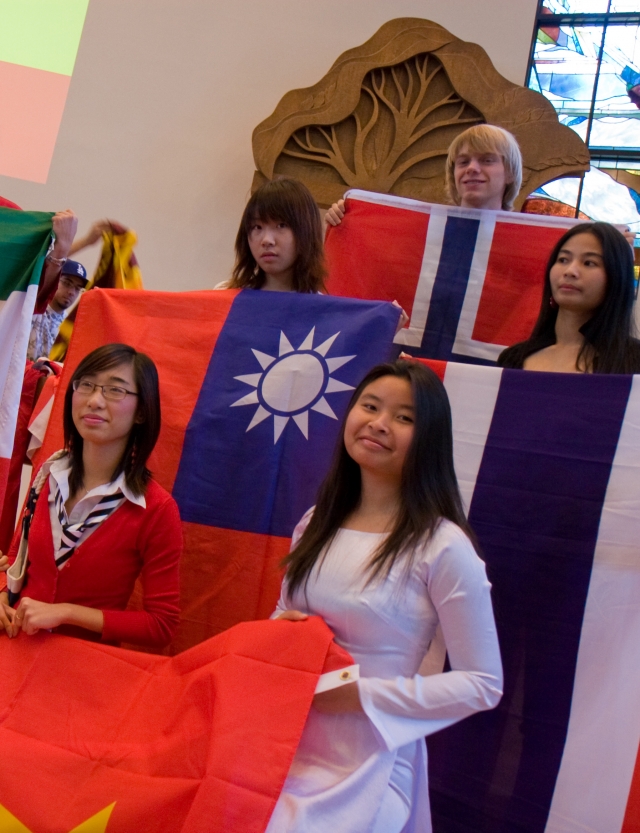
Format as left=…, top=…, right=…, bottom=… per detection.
left=61, top=259, right=88, bottom=283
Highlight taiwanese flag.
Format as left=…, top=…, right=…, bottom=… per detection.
left=0, top=617, right=354, bottom=832
left=408, top=359, right=640, bottom=833
left=38, top=288, right=399, bottom=651
left=325, top=190, right=579, bottom=364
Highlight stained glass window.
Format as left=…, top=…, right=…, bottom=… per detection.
left=527, top=0, right=640, bottom=235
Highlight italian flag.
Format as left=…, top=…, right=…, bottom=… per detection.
left=0, top=207, right=53, bottom=503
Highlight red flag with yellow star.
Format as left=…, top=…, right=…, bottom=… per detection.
left=0, top=618, right=354, bottom=832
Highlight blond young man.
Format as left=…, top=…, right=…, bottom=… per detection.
left=325, top=124, right=523, bottom=224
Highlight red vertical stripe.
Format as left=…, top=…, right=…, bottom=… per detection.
left=622, top=744, right=640, bottom=833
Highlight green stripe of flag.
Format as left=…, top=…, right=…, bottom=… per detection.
left=0, top=0, right=90, bottom=76
left=0, top=208, right=53, bottom=301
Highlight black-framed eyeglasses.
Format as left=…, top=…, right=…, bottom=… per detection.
left=72, top=379, right=139, bottom=401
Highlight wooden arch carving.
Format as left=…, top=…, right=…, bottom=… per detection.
left=252, top=18, right=589, bottom=210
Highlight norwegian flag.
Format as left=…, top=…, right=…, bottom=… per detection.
left=325, top=190, right=580, bottom=363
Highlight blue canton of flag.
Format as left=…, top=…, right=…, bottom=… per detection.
left=172, top=290, right=399, bottom=537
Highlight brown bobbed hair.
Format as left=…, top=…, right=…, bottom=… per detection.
left=230, top=177, right=326, bottom=293
left=64, top=343, right=161, bottom=497
left=445, top=124, right=523, bottom=211
left=283, top=360, right=475, bottom=597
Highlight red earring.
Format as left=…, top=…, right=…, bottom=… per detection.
left=549, top=296, right=558, bottom=308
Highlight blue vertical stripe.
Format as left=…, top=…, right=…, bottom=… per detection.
left=418, top=216, right=492, bottom=364
left=428, top=370, right=632, bottom=832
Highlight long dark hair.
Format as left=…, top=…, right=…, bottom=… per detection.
left=283, top=360, right=474, bottom=596
left=499, top=222, right=639, bottom=373
left=230, top=177, right=326, bottom=293
left=64, top=343, right=161, bottom=497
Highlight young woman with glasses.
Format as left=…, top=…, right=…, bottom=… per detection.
left=0, top=343, right=182, bottom=649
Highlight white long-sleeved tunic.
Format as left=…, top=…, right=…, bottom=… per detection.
left=266, top=511, right=503, bottom=833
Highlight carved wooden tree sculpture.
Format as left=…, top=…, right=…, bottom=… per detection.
left=282, top=54, right=482, bottom=196
left=252, top=18, right=589, bottom=209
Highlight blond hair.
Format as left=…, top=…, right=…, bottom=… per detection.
left=445, top=124, right=523, bottom=211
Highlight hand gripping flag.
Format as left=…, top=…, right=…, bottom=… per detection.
left=37, top=288, right=398, bottom=652
left=0, top=207, right=53, bottom=506
left=409, top=360, right=640, bottom=833
left=0, top=618, right=354, bottom=833
left=325, top=190, right=580, bottom=363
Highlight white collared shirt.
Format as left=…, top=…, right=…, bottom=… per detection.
left=47, top=456, right=146, bottom=558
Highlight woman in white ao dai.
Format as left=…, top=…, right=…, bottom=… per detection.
left=267, top=360, right=502, bottom=833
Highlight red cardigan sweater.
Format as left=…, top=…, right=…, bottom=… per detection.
left=2, top=478, right=182, bottom=649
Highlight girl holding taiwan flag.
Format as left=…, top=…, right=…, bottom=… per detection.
left=216, top=176, right=327, bottom=293
left=217, top=175, right=408, bottom=328
left=268, top=359, right=502, bottom=833
left=0, top=343, right=182, bottom=649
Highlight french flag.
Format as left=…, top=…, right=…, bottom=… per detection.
left=325, top=191, right=579, bottom=364
left=415, top=359, right=640, bottom=833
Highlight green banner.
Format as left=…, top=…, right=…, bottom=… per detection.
left=0, top=208, right=53, bottom=300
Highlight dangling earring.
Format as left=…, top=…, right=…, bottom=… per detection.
left=549, top=296, right=558, bottom=309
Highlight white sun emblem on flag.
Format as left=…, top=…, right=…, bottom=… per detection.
left=231, top=327, right=356, bottom=443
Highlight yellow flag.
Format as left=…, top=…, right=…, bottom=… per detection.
left=50, top=227, right=143, bottom=361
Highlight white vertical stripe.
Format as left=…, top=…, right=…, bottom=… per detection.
left=394, top=205, right=448, bottom=348
left=27, top=391, right=54, bottom=459
left=451, top=214, right=508, bottom=362
left=546, top=376, right=640, bottom=833
left=0, top=284, right=39, bottom=458
left=443, top=362, right=502, bottom=514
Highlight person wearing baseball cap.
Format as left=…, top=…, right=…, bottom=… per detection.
left=27, top=259, right=88, bottom=361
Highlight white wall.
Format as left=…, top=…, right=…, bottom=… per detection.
left=0, top=0, right=539, bottom=291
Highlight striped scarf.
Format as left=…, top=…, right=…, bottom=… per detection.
left=53, top=483, right=124, bottom=569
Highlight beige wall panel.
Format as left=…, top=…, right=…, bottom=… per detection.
left=0, top=0, right=539, bottom=291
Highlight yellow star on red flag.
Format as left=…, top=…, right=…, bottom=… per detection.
left=0, top=802, right=115, bottom=832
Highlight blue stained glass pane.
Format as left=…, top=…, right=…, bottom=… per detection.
left=530, top=25, right=604, bottom=122
left=590, top=23, right=640, bottom=148
left=530, top=17, right=640, bottom=149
